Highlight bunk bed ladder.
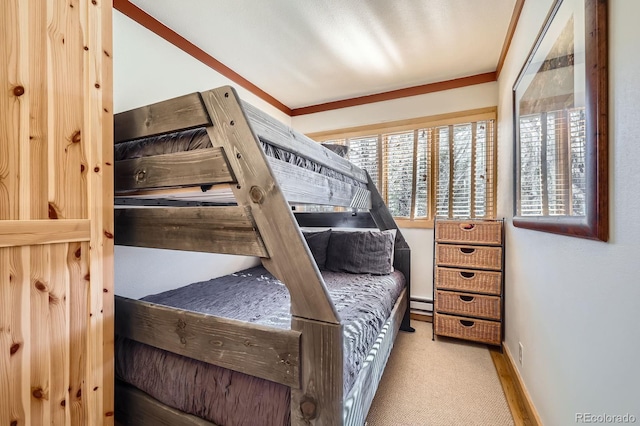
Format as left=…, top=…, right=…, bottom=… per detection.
left=200, top=86, right=344, bottom=426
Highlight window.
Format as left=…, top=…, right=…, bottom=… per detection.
left=309, top=108, right=497, bottom=227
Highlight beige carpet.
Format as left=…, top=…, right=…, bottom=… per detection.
left=366, top=321, right=514, bottom=426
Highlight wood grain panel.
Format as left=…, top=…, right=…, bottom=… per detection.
left=30, top=244, right=51, bottom=425
left=49, top=0, right=87, bottom=221
left=49, top=244, right=70, bottom=425
left=115, top=147, right=234, bottom=192
left=291, top=318, right=343, bottom=425
left=1, top=1, right=113, bottom=424
left=0, top=248, right=12, bottom=426
left=268, top=157, right=371, bottom=208
left=68, top=241, right=89, bottom=425
left=201, top=86, right=339, bottom=324
left=95, top=1, right=115, bottom=421
left=0, top=0, right=20, bottom=221
left=114, top=206, right=268, bottom=257
left=1, top=246, right=31, bottom=426
left=116, top=296, right=301, bottom=387
left=114, top=93, right=210, bottom=143
left=0, top=220, right=91, bottom=247
left=28, top=0, right=49, bottom=220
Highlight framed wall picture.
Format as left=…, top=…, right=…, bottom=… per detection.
left=512, top=0, right=608, bottom=241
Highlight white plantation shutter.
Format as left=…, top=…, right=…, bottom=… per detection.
left=311, top=109, right=497, bottom=222
left=382, top=131, right=414, bottom=217
left=517, top=108, right=586, bottom=217
left=474, top=121, right=494, bottom=218
left=348, top=136, right=380, bottom=188
left=414, top=129, right=430, bottom=218
left=452, top=124, right=472, bottom=217
left=435, top=120, right=495, bottom=219
left=435, top=126, right=450, bottom=218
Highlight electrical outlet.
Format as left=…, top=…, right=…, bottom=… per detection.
left=518, top=342, right=524, bottom=366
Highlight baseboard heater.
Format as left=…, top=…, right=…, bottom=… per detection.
left=410, top=296, right=433, bottom=315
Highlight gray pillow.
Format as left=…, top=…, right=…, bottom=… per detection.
left=302, top=229, right=332, bottom=270
left=325, top=230, right=395, bottom=275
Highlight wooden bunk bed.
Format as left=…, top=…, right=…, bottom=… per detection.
left=113, top=86, right=413, bottom=426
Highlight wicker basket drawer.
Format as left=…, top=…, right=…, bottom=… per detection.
left=435, top=267, right=502, bottom=295
left=435, top=290, right=501, bottom=320
left=435, top=220, right=502, bottom=245
left=435, top=313, right=501, bottom=346
left=435, top=243, right=502, bottom=271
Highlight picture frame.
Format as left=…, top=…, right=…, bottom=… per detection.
left=512, top=0, right=608, bottom=241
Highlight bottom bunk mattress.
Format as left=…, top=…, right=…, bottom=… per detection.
left=115, top=266, right=405, bottom=426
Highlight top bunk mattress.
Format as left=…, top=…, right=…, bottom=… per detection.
left=114, top=127, right=366, bottom=188
left=115, top=266, right=404, bottom=425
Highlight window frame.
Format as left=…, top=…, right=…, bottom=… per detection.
left=307, top=107, right=498, bottom=228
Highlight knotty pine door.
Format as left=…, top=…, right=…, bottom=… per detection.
left=1, top=1, right=114, bottom=424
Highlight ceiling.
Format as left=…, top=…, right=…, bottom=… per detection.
left=129, top=0, right=517, bottom=110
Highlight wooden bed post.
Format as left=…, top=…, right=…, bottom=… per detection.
left=199, top=86, right=344, bottom=424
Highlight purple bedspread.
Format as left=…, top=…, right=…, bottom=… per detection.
left=115, top=266, right=404, bottom=426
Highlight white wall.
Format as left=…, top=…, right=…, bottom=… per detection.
left=497, top=1, right=640, bottom=424
left=293, top=82, right=499, bottom=302
left=113, top=11, right=290, bottom=124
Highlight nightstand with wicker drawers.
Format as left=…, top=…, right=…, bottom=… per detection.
left=433, top=219, right=504, bottom=346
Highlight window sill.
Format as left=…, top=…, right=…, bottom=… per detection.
left=395, top=219, right=434, bottom=229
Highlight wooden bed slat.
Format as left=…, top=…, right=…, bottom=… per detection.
left=115, top=380, right=218, bottom=426
left=115, top=148, right=234, bottom=192
left=114, top=93, right=211, bottom=143
left=242, top=101, right=368, bottom=184
left=268, top=158, right=371, bottom=208
left=115, top=296, right=301, bottom=388
left=114, top=206, right=268, bottom=257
